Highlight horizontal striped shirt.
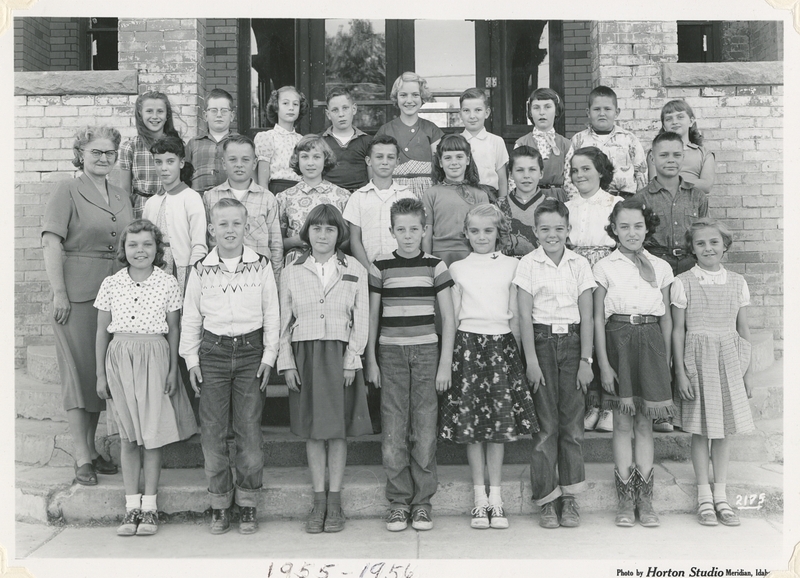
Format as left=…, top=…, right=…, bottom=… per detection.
left=368, top=251, right=453, bottom=346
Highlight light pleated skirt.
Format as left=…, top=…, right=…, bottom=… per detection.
left=105, top=333, right=198, bottom=449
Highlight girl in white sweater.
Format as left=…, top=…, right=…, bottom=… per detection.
left=439, top=204, right=538, bottom=530
left=143, top=136, right=208, bottom=296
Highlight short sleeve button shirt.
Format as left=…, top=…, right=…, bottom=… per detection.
left=119, top=136, right=161, bottom=196
left=593, top=249, right=674, bottom=320
left=94, top=267, right=182, bottom=334
left=254, top=125, right=303, bottom=182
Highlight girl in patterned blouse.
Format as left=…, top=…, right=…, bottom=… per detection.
left=95, top=220, right=197, bottom=537
left=254, top=86, right=308, bottom=194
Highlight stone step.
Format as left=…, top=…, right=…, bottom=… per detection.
left=26, top=345, right=59, bottom=384
left=15, top=415, right=783, bottom=470
left=15, top=460, right=782, bottom=525
left=25, top=331, right=776, bottom=400
left=747, top=358, right=783, bottom=420
left=15, top=370, right=65, bottom=422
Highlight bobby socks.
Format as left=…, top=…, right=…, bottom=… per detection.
left=712, top=483, right=727, bottom=504
left=141, top=494, right=158, bottom=512
left=125, top=493, right=142, bottom=512
left=327, top=491, right=341, bottom=508
left=488, top=486, right=503, bottom=507
left=473, top=485, right=488, bottom=508
left=697, top=484, right=713, bottom=504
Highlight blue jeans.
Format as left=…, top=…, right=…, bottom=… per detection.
left=198, top=329, right=265, bottom=509
left=530, top=327, right=587, bottom=506
left=379, top=343, right=440, bottom=514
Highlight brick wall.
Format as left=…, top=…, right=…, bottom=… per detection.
left=591, top=21, right=783, bottom=356
left=14, top=18, right=51, bottom=71
left=722, top=21, right=751, bottom=62
left=562, top=21, right=591, bottom=137
left=205, top=19, right=239, bottom=133
left=14, top=71, right=139, bottom=367
left=118, top=18, right=207, bottom=138
left=749, top=21, right=783, bottom=61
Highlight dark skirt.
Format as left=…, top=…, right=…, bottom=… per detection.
left=440, top=331, right=539, bottom=443
left=53, top=300, right=105, bottom=413
left=288, top=340, right=373, bottom=440
left=604, top=320, right=676, bottom=418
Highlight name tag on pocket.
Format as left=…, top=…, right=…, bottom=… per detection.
left=552, top=324, right=568, bottom=334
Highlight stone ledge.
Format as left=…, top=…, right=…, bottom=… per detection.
left=662, top=61, right=783, bottom=87
left=15, top=70, right=138, bottom=97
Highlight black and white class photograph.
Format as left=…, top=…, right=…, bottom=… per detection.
left=4, top=2, right=795, bottom=577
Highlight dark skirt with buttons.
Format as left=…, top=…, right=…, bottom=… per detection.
left=288, top=340, right=373, bottom=440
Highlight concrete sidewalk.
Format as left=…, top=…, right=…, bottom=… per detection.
left=18, top=513, right=783, bottom=560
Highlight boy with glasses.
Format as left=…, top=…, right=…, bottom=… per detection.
left=186, top=89, right=237, bottom=194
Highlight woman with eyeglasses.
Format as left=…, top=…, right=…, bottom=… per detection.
left=42, top=126, right=133, bottom=486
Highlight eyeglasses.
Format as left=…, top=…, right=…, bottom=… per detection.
left=207, top=108, right=232, bottom=116
left=82, top=149, right=118, bottom=160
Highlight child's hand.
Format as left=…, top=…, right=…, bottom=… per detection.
left=165, top=369, right=178, bottom=397
left=284, top=369, right=301, bottom=392
left=526, top=362, right=545, bottom=393
left=365, top=359, right=381, bottom=389
left=96, top=375, right=110, bottom=400
left=743, top=372, right=753, bottom=399
left=435, top=365, right=451, bottom=393
left=343, top=369, right=356, bottom=387
left=577, top=362, right=593, bottom=394
left=675, top=371, right=694, bottom=401
left=188, top=366, right=203, bottom=396
left=599, top=364, right=618, bottom=395
left=257, top=364, right=272, bottom=392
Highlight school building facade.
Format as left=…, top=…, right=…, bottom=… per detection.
left=13, top=18, right=784, bottom=367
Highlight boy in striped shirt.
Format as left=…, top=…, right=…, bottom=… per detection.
left=366, top=197, right=456, bottom=533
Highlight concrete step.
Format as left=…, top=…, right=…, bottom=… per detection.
left=15, top=460, right=782, bottom=525
left=15, top=369, right=65, bottom=422
left=26, top=345, right=59, bottom=384
left=15, top=415, right=783, bottom=470
left=747, top=358, right=783, bottom=420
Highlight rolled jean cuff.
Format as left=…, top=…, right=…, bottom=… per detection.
left=533, top=487, right=562, bottom=508
left=560, top=479, right=588, bottom=496
left=235, top=485, right=262, bottom=507
left=209, top=488, right=234, bottom=510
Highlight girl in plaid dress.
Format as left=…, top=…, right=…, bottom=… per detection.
left=671, top=218, right=754, bottom=527
left=440, top=204, right=538, bottom=530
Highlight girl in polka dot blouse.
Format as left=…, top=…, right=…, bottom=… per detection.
left=94, top=219, right=197, bottom=537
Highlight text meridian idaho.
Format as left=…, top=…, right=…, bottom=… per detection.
left=617, top=568, right=769, bottom=577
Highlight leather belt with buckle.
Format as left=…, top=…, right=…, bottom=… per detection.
left=671, top=248, right=685, bottom=257
left=609, top=314, right=659, bottom=325
left=533, top=323, right=579, bottom=335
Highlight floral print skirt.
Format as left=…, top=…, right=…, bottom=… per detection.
left=440, top=331, right=539, bottom=444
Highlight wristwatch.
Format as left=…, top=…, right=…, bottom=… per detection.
left=580, top=357, right=593, bottom=365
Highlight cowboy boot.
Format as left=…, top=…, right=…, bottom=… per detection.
left=634, top=467, right=660, bottom=527
left=614, top=468, right=635, bottom=527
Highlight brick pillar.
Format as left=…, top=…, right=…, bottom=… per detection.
left=117, top=18, right=206, bottom=138
left=589, top=21, right=678, bottom=137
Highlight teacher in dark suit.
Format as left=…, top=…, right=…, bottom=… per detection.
left=41, top=126, right=133, bottom=486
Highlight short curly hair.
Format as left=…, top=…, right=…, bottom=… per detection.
left=463, top=203, right=510, bottom=252
left=289, top=134, right=337, bottom=176
left=604, top=198, right=660, bottom=244
left=72, top=126, right=121, bottom=169
left=570, top=146, right=615, bottom=191
left=116, top=219, right=166, bottom=269
left=390, top=72, right=433, bottom=105
left=266, top=86, right=309, bottom=125
left=683, top=217, right=734, bottom=258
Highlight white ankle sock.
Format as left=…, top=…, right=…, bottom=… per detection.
left=697, top=484, right=713, bottom=504
left=473, top=485, right=488, bottom=507
left=141, top=494, right=157, bottom=512
left=125, top=494, right=142, bottom=511
left=712, top=483, right=727, bottom=503
left=488, top=486, right=503, bottom=507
